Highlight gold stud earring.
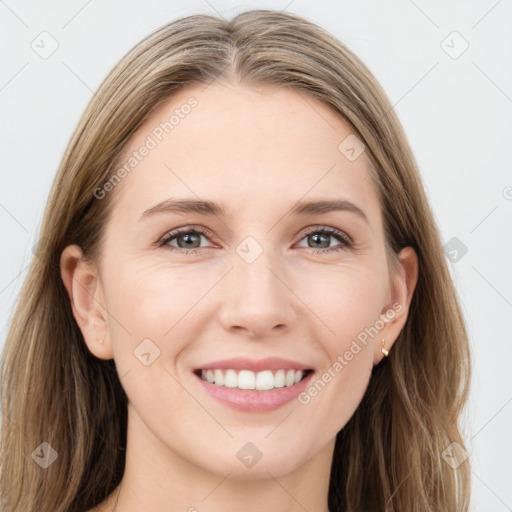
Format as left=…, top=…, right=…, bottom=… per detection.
left=381, top=338, right=389, bottom=357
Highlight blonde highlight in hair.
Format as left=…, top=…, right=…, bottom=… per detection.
left=1, top=9, right=471, bottom=511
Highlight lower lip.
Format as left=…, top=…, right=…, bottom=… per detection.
left=193, top=371, right=315, bottom=412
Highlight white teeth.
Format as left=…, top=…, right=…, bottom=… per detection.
left=274, top=369, right=285, bottom=388
left=238, top=370, right=256, bottom=390
left=285, top=369, right=295, bottom=387
left=199, top=368, right=307, bottom=390
left=256, top=370, right=274, bottom=391
left=214, top=369, right=224, bottom=386
left=224, top=369, right=238, bottom=388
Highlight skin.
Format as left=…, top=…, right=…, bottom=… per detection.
left=61, top=81, right=418, bottom=512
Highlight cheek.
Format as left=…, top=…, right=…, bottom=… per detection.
left=297, top=265, right=384, bottom=419
left=103, top=258, right=204, bottom=335
left=101, top=263, right=202, bottom=420
left=306, top=262, right=387, bottom=345
left=97, top=249, right=388, bottom=470
left=303, top=352, right=374, bottom=439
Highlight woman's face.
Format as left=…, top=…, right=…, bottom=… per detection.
left=64, top=82, right=416, bottom=480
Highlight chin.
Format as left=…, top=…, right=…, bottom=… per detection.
left=196, top=440, right=306, bottom=480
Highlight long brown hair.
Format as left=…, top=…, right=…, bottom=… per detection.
left=0, top=9, right=471, bottom=511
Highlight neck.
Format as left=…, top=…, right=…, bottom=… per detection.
left=112, top=403, right=335, bottom=512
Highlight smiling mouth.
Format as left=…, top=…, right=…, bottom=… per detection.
left=193, top=368, right=314, bottom=391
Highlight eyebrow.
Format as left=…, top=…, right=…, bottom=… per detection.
left=139, top=198, right=369, bottom=224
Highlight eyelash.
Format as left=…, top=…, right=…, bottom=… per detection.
left=157, top=225, right=353, bottom=255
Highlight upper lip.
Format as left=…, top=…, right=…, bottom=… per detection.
left=194, top=357, right=313, bottom=373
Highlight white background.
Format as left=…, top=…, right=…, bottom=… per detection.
left=1, top=1, right=511, bottom=510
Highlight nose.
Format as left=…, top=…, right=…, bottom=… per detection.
left=217, top=248, right=296, bottom=339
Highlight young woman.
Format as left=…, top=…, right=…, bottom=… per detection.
left=0, top=9, right=471, bottom=512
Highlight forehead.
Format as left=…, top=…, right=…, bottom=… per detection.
left=110, top=82, right=379, bottom=223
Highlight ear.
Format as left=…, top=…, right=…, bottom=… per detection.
left=60, top=244, right=114, bottom=360
left=373, top=246, right=418, bottom=364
